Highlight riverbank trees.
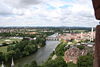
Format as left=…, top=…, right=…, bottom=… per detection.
left=2, top=39, right=38, bottom=62
left=24, top=61, right=38, bottom=67
left=25, top=57, right=68, bottom=67
left=42, top=56, right=67, bottom=67
left=55, top=42, right=68, bottom=56
left=0, top=36, right=46, bottom=63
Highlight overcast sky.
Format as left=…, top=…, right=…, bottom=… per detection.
left=0, top=0, right=99, bottom=27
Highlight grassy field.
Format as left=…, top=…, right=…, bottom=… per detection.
left=0, top=37, right=22, bottom=53
left=72, top=30, right=86, bottom=33
left=0, top=46, right=7, bottom=53
left=0, top=37, right=22, bottom=44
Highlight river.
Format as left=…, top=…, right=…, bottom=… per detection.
left=14, top=40, right=60, bottom=67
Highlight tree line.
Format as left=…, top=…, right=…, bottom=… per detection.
left=0, top=37, right=46, bottom=63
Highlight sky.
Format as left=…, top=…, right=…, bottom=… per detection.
left=0, top=0, right=99, bottom=27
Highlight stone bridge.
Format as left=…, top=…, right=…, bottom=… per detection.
left=46, top=33, right=60, bottom=41
left=46, top=37, right=59, bottom=41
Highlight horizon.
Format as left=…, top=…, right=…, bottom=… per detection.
left=0, top=26, right=95, bottom=28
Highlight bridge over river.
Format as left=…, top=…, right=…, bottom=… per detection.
left=46, top=33, right=60, bottom=41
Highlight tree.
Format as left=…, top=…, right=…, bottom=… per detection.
left=0, top=52, right=3, bottom=63
left=77, top=55, right=93, bottom=67
left=29, top=61, right=38, bottom=67
left=67, top=62, right=77, bottom=67
left=24, top=64, right=30, bottom=67
left=43, top=56, right=67, bottom=67
left=55, top=43, right=67, bottom=56
left=77, top=45, right=85, bottom=50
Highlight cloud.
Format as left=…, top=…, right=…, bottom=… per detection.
left=2, top=0, right=43, bottom=8
left=0, top=2, right=14, bottom=16
left=20, top=0, right=42, bottom=5
left=0, top=0, right=98, bottom=27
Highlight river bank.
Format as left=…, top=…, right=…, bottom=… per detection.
left=14, top=41, right=60, bottom=67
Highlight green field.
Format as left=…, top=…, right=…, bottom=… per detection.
left=72, top=30, right=86, bottom=33
left=0, top=37, right=22, bottom=53
left=0, top=46, right=7, bottom=53
left=0, top=37, right=22, bottom=44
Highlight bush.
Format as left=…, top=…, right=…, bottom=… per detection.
left=43, top=56, right=67, bottom=67
left=77, top=55, right=93, bottom=67
left=77, top=45, right=85, bottom=50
